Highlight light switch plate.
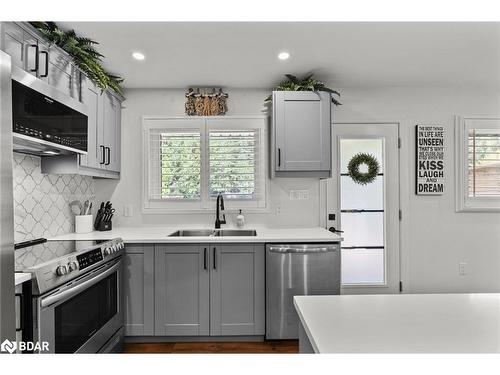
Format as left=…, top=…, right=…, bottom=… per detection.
left=123, top=204, right=133, bottom=217
left=289, top=190, right=310, bottom=200
left=459, top=262, right=468, bottom=276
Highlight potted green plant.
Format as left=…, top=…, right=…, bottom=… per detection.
left=265, top=74, right=341, bottom=105
left=30, top=22, right=124, bottom=96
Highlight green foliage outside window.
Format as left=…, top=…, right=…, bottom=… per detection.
left=159, top=131, right=257, bottom=200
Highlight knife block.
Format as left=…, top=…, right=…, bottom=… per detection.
left=98, top=221, right=112, bottom=231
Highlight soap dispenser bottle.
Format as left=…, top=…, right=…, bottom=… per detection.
left=236, top=209, right=245, bottom=228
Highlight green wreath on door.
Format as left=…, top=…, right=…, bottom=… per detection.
left=347, top=153, right=380, bottom=185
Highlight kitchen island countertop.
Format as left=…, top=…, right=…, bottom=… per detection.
left=48, top=226, right=342, bottom=243
left=294, top=294, right=500, bottom=353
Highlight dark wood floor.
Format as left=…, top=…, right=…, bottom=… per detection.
left=123, top=340, right=299, bottom=354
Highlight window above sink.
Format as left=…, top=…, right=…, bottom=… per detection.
left=142, top=116, right=268, bottom=214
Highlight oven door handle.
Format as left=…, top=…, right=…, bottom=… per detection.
left=40, top=261, right=121, bottom=308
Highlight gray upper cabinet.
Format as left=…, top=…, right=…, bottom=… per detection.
left=1, top=22, right=46, bottom=76
left=123, top=244, right=155, bottom=336
left=45, top=46, right=80, bottom=99
left=272, top=91, right=331, bottom=178
left=79, top=75, right=101, bottom=169
left=102, top=92, right=121, bottom=172
left=2, top=22, right=122, bottom=179
left=1, top=22, right=25, bottom=69
left=0, top=22, right=80, bottom=94
left=80, top=75, right=122, bottom=173
left=154, top=244, right=210, bottom=336
left=42, top=74, right=122, bottom=178
left=209, top=244, right=265, bottom=336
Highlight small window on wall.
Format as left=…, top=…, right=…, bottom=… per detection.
left=143, top=117, right=267, bottom=212
left=456, top=116, right=500, bottom=211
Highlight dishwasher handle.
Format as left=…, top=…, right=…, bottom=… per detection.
left=268, top=245, right=338, bottom=254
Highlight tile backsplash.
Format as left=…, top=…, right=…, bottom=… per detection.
left=13, top=153, right=95, bottom=243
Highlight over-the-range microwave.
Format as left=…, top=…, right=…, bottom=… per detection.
left=11, top=66, right=88, bottom=156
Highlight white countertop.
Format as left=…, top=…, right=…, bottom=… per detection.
left=15, top=273, right=31, bottom=286
left=48, top=226, right=342, bottom=243
left=294, top=294, right=500, bottom=353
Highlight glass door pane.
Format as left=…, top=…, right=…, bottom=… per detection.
left=339, top=138, right=385, bottom=284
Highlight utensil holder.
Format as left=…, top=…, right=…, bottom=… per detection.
left=75, top=215, right=93, bottom=234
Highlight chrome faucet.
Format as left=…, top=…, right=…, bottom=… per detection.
left=215, top=193, right=226, bottom=229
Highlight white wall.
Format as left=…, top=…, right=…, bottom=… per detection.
left=333, top=86, right=500, bottom=294
left=95, top=88, right=322, bottom=229
left=97, top=86, right=500, bottom=294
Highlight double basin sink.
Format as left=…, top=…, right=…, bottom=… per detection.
left=168, top=229, right=257, bottom=237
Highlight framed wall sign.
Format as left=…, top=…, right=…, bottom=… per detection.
left=416, top=125, right=444, bottom=195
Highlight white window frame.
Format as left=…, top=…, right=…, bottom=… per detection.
left=455, top=115, right=500, bottom=212
left=142, top=116, right=269, bottom=214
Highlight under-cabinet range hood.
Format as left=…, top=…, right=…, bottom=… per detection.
left=11, top=66, right=88, bottom=156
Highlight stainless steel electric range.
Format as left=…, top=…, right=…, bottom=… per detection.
left=15, top=238, right=125, bottom=354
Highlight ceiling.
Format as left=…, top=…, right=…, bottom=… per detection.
left=57, top=22, right=500, bottom=89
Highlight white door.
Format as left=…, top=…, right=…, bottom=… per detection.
left=326, top=123, right=400, bottom=294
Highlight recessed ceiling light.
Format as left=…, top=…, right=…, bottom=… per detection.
left=42, top=150, right=60, bottom=155
left=278, top=52, right=290, bottom=60
left=132, top=52, right=145, bottom=61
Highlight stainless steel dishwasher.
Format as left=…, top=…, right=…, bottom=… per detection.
left=265, top=243, right=340, bottom=339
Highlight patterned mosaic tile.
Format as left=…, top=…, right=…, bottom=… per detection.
left=13, top=153, right=95, bottom=244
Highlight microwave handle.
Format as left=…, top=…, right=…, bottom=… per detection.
left=40, top=260, right=121, bottom=308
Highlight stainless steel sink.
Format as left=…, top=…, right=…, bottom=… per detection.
left=168, top=229, right=257, bottom=237
left=216, top=229, right=257, bottom=237
left=168, top=229, right=217, bottom=237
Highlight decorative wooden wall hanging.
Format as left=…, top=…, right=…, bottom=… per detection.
left=185, top=88, right=228, bottom=116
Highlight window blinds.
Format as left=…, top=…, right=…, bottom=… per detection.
left=148, top=129, right=201, bottom=200
left=208, top=130, right=259, bottom=200
left=468, top=129, right=500, bottom=197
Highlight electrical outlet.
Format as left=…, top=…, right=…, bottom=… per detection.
left=275, top=205, right=281, bottom=215
left=459, top=262, right=468, bottom=276
left=289, top=190, right=310, bottom=200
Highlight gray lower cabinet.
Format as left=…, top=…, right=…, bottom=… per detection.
left=210, top=244, right=265, bottom=335
left=152, top=243, right=265, bottom=337
left=154, top=244, right=210, bottom=336
left=123, top=244, right=155, bottom=336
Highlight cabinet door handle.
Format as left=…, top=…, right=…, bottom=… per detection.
left=213, top=247, right=217, bottom=270
left=105, top=147, right=111, bottom=165
left=100, top=145, right=105, bottom=164
left=278, top=148, right=281, bottom=167
left=203, top=248, right=207, bottom=270
left=28, top=44, right=39, bottom=73
left=15, top=293, right=24, bottom=332
left=40, top=51, right=49, bottom=78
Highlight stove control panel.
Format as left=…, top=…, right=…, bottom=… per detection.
left=28, top=238, right=124, bottom=294
left=77, top=248, right=104, bottom=270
